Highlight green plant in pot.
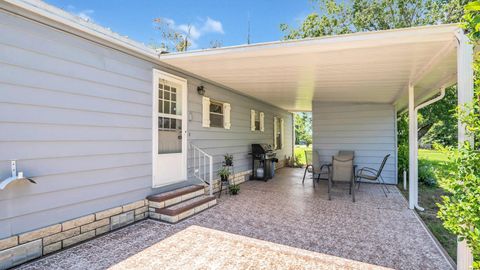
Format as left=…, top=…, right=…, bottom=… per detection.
left=218, top=167, right=230, bottom=182
left=229, top=184, right=240, bottom=195
left=224, top=153, right=233, bottom=166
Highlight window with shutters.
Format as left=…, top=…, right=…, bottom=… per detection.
left=203, top=97, right=230, bottom=129
left=250, top=110, right=264, bottom=132
left=209, top=100, right=224, bottom=128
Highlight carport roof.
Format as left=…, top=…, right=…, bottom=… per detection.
left=161, top=24, right=460, bottom=112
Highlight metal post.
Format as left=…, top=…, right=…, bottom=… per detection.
left=408, top=84, right=416, bottom=210
left=456, top=29, right=474, bottom=270
left=403, top=170, right=407, bottom=191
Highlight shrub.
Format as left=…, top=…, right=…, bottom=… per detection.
left=436, top=1, right=480, bottom=267
left=418, top=159, right=437, bottom=186
left=397, top=143, right=409, bottom=181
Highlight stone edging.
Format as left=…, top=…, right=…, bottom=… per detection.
left=0, top=200, right=148, bottom=269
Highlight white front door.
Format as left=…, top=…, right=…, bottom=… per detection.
left=152, top=70, right=188, bottom=187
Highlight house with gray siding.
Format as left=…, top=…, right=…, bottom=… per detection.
left=0, top=0, right=475, bottom=269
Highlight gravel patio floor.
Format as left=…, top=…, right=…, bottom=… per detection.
left=16, top=168, right=453, bottom=270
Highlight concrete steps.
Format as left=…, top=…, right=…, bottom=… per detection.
left=147, top=185, right=217, bottom=223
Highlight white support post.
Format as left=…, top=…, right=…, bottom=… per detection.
left=456, top=30, right=474, bottom=270
left=408, top=84, right=416, bottom=210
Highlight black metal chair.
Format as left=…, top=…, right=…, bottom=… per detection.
left=355, top=154, right=391, bottom=197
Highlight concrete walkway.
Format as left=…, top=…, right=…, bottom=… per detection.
left=17, top=168, right=452, bottom=270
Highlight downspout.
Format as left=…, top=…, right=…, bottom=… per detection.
left=412, top=87, right=446, bottom=211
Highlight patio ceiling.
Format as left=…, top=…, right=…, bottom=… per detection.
left=161, top=24, right=460, bottom=112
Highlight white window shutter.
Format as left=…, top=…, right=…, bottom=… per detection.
left=250, top=110, right=256, bottom=131
left=223, top=103, right=231, bottom=129
left=273, top=116, right=278, bottom=149
left=202, top=97, right=210, bottom=127
left=259, top=112, right=265, bottom=132
left=280, top=118, right=285, bottom=149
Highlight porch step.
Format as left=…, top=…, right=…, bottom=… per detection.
left=150, top=195, right=217, bottom=223
left=147, top=184, right=217, bottom=224
left=146, top=185, right=205, bottom=208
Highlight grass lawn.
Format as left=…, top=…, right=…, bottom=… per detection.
left=294, top=145, right=312, bottom=166
left=399, top=149, right=457, bottom=262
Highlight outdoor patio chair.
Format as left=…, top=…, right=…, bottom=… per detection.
left=302, top=149, right=329, bottom=187
left=355, top=154, right=391, bottom=197
left=328, top=153, right=356, bottom=202
left=314, top=149, right=330, bottom=182
left=302, top=149, right=314, bottom=185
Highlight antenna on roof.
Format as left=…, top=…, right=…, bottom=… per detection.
left=247, top=12, right=251, bottom=44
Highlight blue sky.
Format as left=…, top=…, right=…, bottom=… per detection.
left=45, top=0, right=314, bottom=50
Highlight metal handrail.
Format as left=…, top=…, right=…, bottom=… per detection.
left=191, top=144, right=213, bottom=196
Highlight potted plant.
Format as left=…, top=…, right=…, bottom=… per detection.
left=218, top=167, right=230, bottom=182
left=229, top=184, right=240, bottom=195
left=224, top=153, right=233, bottom=166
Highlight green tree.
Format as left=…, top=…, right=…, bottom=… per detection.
left=295, top=112, right=312, bottom=146
left=436, top=2, right=480, bottom=267
left=153, top=18, right=192, bottom=52
left=280, top=0, right=466, bottom=39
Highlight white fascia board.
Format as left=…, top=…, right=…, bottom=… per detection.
left=161, top=24, right=460, bottom=60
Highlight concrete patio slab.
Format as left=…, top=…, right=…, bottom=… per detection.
left=109, top=225, right=391, bottom=270
left=15, top=168, right=453, bottom=270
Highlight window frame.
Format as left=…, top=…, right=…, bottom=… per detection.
left=209, top=99, right=225, bottom=128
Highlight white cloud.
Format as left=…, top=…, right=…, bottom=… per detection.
left=65, top=5, right=95, bottom=22
left=202, top=17, right=224, bottom=34
left=159, top=17, right=224, bottom=49
left=76, top=9, right=94, bottom=22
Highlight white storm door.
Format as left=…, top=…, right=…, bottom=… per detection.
left=152, top=70, right=187, bottom=187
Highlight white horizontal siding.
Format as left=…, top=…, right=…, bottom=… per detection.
left=186, top=77, right=294, bottom=177
left=312, top=102, right=396, bottom=184
left=0, top=10, right=293, bottom=238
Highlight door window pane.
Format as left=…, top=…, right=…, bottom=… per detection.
left=171, top=102, right=176, bottom=114
left=164, top=101, right=170, bottom=114
left=159, top=100, right=163, bottom=113
left=158, top=119, right=182, bottom=154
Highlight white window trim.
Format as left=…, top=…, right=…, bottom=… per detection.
left=250, top=109, right=264, bottom=132
left=203, top=97, right=231, bottom=129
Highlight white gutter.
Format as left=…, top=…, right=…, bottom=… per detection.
left=411, top=87, right=446, bottom=211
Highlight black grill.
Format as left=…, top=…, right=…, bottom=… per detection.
left=250, top=144, right=277, bottom=181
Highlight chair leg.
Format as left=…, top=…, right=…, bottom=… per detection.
left=379, top=176, right=389, bottom=197
left=302, top=166, right=308, bottom=184
left=352, top=179, right=356, bottom=202
left=328, top=178, right=332, bottom=200
left=377, top=179, right=387, bottom=198
left=357, top=177, right=361, bottom=190
left=380, top=176, right=390, bottom=193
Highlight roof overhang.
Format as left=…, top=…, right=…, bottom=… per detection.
left=161, top=25, right=460, bottom=112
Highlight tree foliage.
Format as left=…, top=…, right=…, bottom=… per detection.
left=153, top=18, right=192, bottom=52
left=295, top=112, right=312, bottom=146
left=436, top=1, right=480, bottom=267
left=281, top=0, right=466, bottom=39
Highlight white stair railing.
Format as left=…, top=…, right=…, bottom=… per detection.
left=191, top=144, right=213, bottom=196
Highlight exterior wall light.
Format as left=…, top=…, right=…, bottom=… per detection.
left=197, top=85, right=205, bottom=95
